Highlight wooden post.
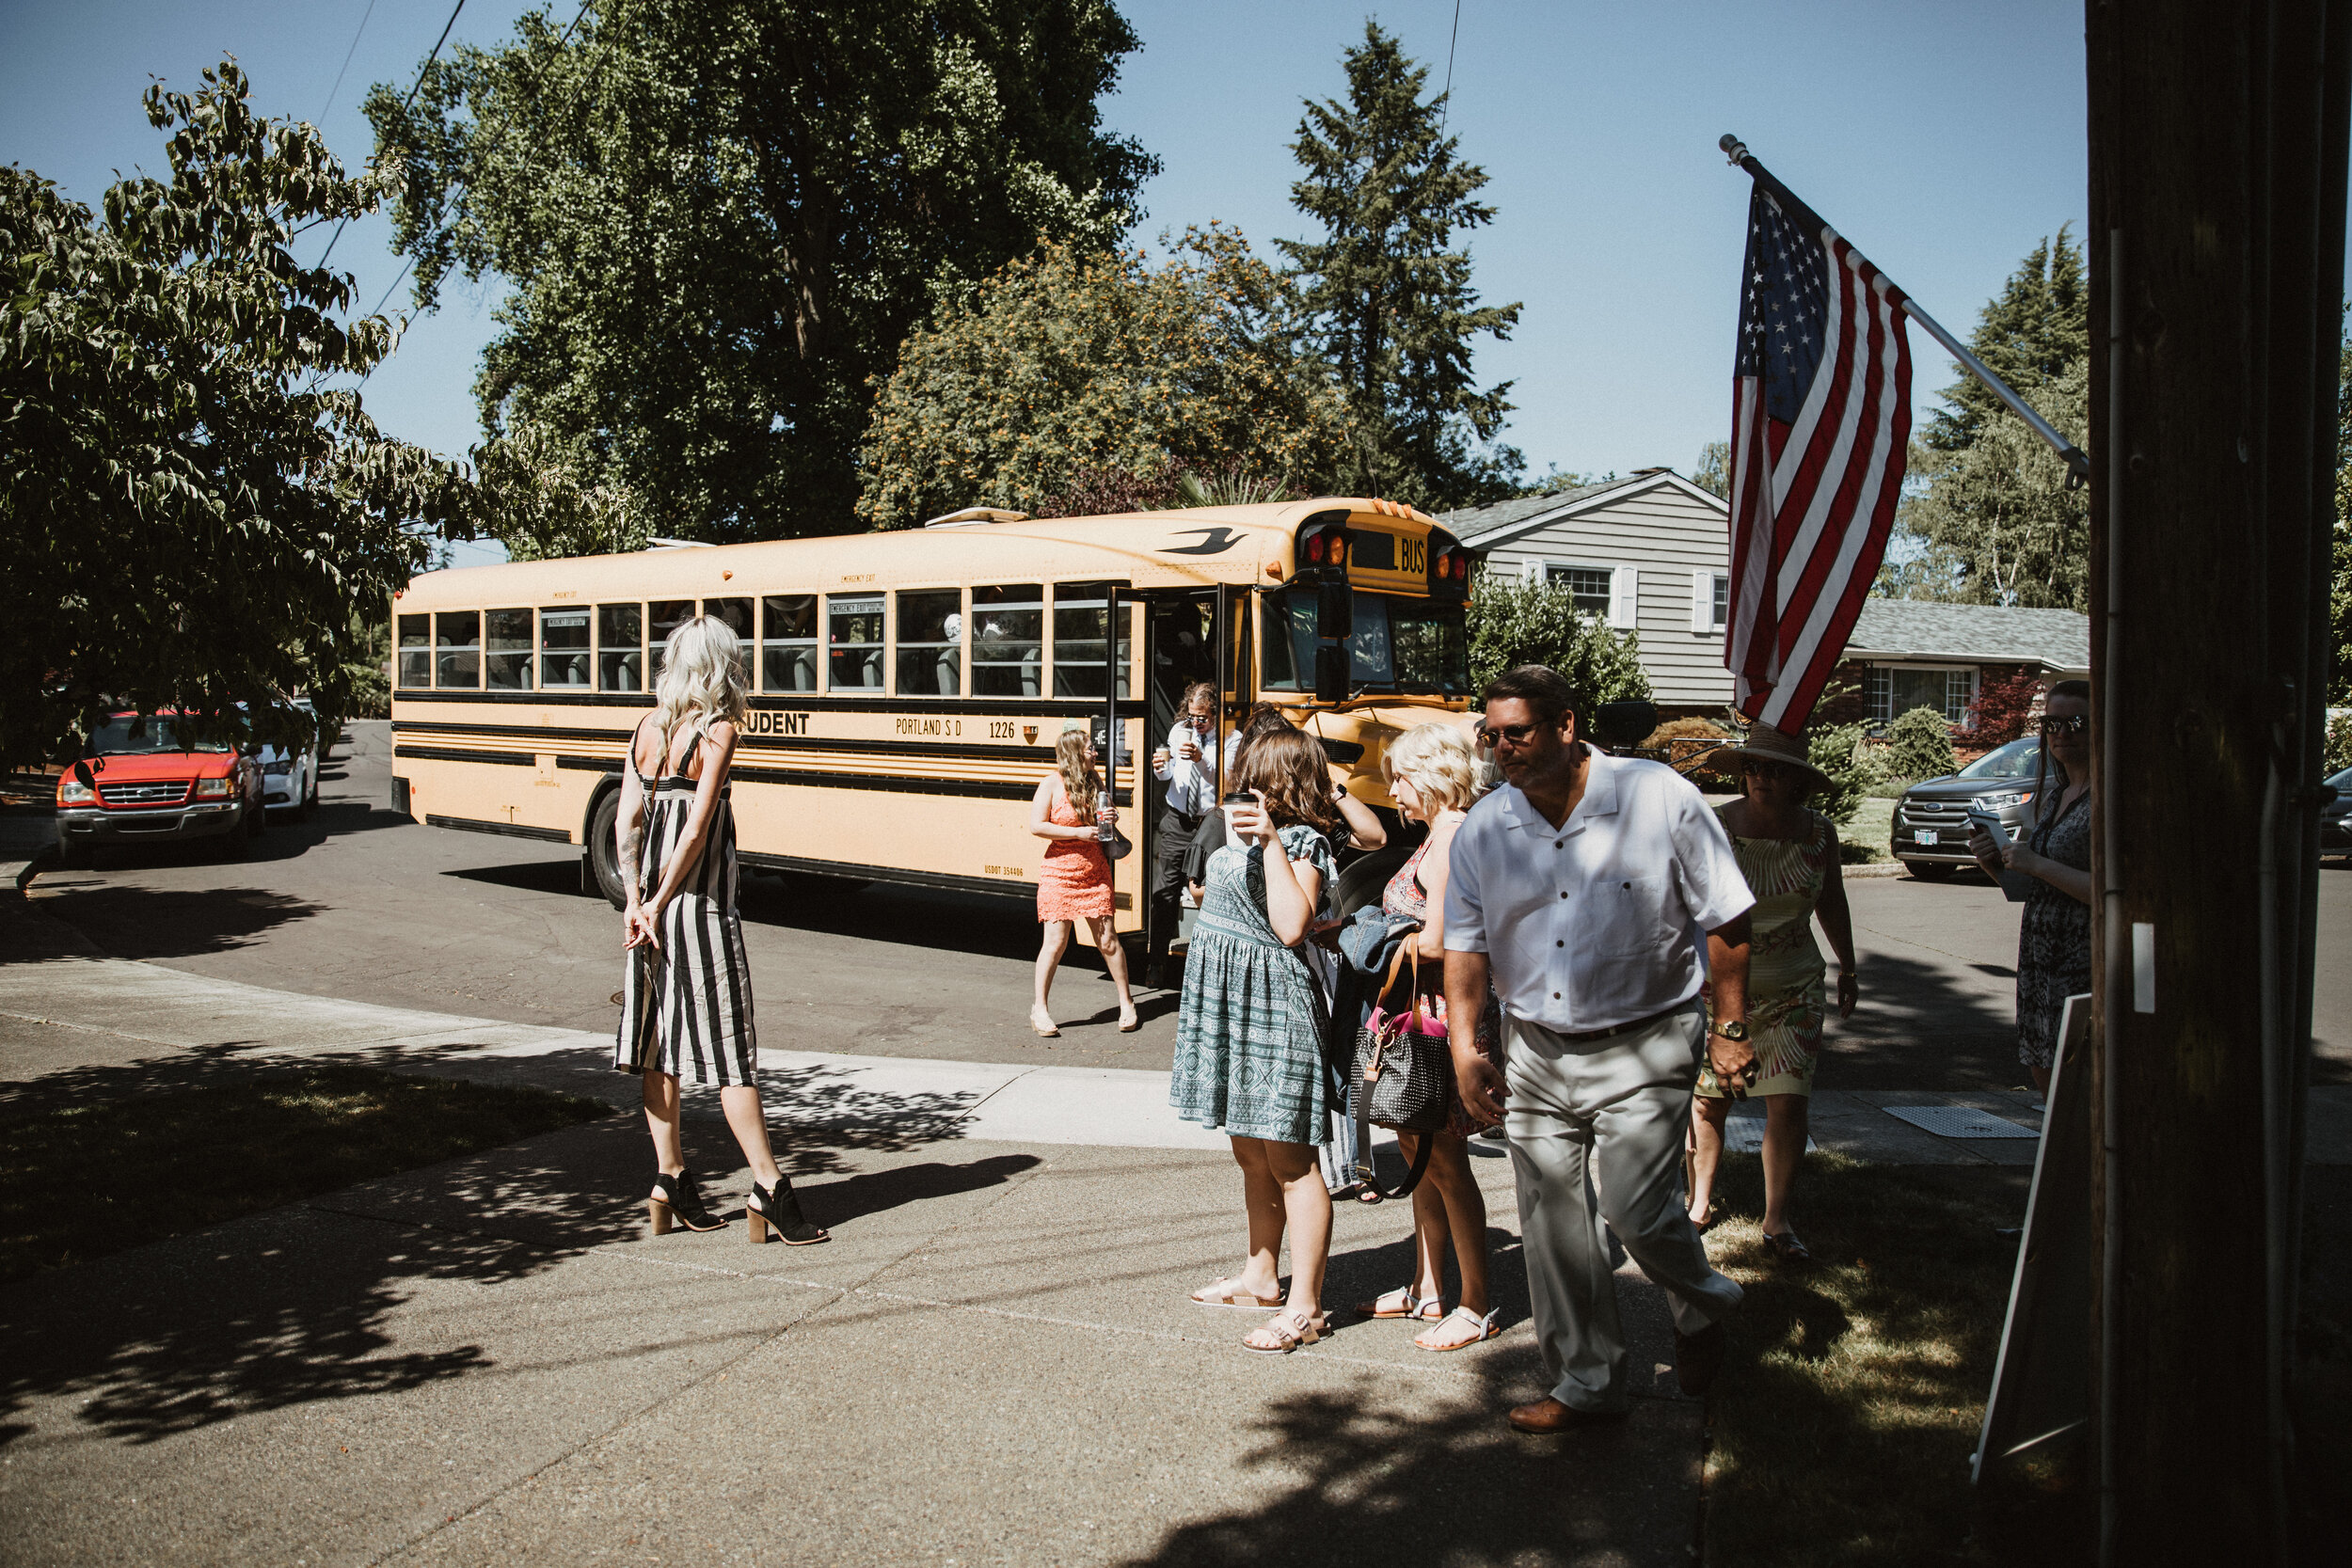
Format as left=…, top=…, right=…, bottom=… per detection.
left=2085, top=1, right=2348, bottom=1560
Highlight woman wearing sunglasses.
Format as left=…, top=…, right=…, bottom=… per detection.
left=1968, top=680, right=2094, bottom=1097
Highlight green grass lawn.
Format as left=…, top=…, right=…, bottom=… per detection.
left=1702, top=1151, right=2085, bottom=1566
left=0, top=1058, right=610, bottom=1284
left=1841, top=797, right=1895, bottom=863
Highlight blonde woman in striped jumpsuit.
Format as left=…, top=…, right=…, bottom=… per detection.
left=616, top=615, right=827, bottom=1244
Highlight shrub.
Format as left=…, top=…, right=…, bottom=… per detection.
left=1639, top=717, right=1739, bottom=788
left=1806, top=721, right=1870, bottom=828
left=1966, top=670, right=2046, bottom=745
left=1886, top=705, right=1960, bottom=782
left=2326, top=709, right=2351, bottom=775
left=1467, top=571, right=1650, bottom=707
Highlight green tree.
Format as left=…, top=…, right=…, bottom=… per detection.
left=1901, top=358, right=2090, bottom=609
left=2331, top=313, right=2352, bottom=705
left=473, top=420, right=648, bottom=561
left=1279, top=22, right=1523, bottom=512
left=857, top=230, right=1348, bottom=529
left=0, top=62, right=469, bottom=770
left=1806, top=721, right=1870, bottom=830
left=1885, top=705, right=1960, bottom=782
left=1691, top=440, right=1730, bottom=499
left=1466, top=571, right=1649, bottom=707
left=1923, top=227, right=2088, bottom=452
left=367, top=0, right=1156, bottom=542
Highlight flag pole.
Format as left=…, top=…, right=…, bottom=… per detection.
left=1720, top=134, right=2092, bottom=486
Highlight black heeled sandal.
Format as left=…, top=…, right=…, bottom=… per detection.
left=647, top=1170, right=728, bottom=1234
left=747, top=1174, right=829, bottom=1245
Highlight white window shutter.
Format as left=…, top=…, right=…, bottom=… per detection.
left=1518, top=557, right=1544, bottom=585
left=1690, top=572, right=1712, bottom=633
left=1610, top=565, right=1638, bottom=630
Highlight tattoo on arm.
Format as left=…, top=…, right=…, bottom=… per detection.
left=619, top=820, right=644, bottom=893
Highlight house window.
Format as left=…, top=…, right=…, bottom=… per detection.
left=1867, top=666, right=1977, bottom=724
left=1546, top=564, right=1614, bottom=619
left=1712, top=575, right=1730, bottom=628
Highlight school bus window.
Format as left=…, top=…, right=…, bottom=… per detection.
left=703, top=596, right=753, bottom=644
left=897, top=590, right=962, bottom=697
left=397, top=614, right=432, bottom=689
left=1261, top=589, right=1469, bottom=696
left=485, top=608, right=534, bottom=689
left=1052, top=581, right=1132, bottom=698
left=828, top=595, right=885, bottom=690
left=436, top=610, right=481, bottom=689
left=760, top=595, right=817, bottom=692
left=597, top=603, right=643, bottom=692
left=971, top=584, right=1042, bottom=697
left=648, top=600, right=694, bottom=677
left=540, top=608, right=591, bottom=689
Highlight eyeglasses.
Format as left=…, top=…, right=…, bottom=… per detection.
left=2041, top=714, right=2090, bottom=736
left=1480, top=720, right=1549, bottom=750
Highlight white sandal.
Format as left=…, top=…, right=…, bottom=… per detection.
left=1190, top=1275, right=1283, bottom=1309
left=1413, top=1306, right=1502, bottom=1353
left=1243, top=1308, right=1327, bottom=1355
left=1355, top=1285, right=1442, bottom=1322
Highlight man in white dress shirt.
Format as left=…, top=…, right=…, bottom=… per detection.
left=1445, top=665, right=1756, bottom=1432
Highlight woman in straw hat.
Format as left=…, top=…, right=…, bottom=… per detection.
left=1683, top=723, right=1857, bottom=1263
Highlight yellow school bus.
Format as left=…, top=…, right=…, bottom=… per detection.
left=388, top=498, right=1480, bottom=953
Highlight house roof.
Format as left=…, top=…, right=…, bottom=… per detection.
left=1845, top=600, right=2090, bottom=672
left=1438, top=469, right=1724, bottom=547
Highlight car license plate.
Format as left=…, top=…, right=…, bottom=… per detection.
left=1915, top=829, right=1939, bottom=846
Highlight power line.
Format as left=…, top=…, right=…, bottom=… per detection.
left=318, top=0, right=469, bottom=269
left=1438, top=0, right=1463, bottom=136
left=319, top=0, right=379, bottom=122
left=354, top=1, right=594, bottom=388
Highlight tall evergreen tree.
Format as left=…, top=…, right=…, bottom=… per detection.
left=1922, top=226, right=2088, bottom=451
left=1279, top=22, right=1523, bottom=512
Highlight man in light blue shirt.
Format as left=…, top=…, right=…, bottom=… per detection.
left=1446, top=665, right=1755, bottom=1431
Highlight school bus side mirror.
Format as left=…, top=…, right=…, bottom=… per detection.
left=1314, top=645, right=1349, bottom=705
left=1316, top=579, right=1352, bottom=640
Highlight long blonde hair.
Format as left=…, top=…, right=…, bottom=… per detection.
left=1054, top=727, right=1100, bottom=819
left=651, top=615, right=749, bottom=764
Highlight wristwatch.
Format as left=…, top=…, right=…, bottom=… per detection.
left=1710, top=1019, right=1750, bottom=1042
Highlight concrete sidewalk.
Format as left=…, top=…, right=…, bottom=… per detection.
left=0, top=903, right=1704, bottom=1568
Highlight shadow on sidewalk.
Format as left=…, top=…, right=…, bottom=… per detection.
left=1121, top=1384, right=1698, bottom=1568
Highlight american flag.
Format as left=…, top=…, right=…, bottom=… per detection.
left=1726, top=182, right=1912, bottom=733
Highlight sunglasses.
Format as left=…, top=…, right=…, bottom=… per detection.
left=1479, top=719, right=1551, bottom=750
left=2041, top=714, right=2090, bottom=736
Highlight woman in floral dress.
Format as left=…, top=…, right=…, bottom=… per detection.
left=1169, top=729, right=1343, bottom=1355
left=1685, top=724, right=1857, bottom=1263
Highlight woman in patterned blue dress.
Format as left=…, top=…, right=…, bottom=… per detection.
left=1170, top=728, right=1343, bottom=1354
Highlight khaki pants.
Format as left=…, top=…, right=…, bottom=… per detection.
left=1504, top=1005, right=1743, bottom=1412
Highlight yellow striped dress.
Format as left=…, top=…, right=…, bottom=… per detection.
left=1696, top=805, right=1832, bottom=1100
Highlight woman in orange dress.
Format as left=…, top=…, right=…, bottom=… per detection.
left=1029, top=726, right=1138, bottom=1037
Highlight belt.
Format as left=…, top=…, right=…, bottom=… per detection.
left=1162, top=806, right=1205, bottom=828
left=1551, top=1002, right=1693, bottom=1045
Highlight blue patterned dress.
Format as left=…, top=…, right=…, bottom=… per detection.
left=1168, top=824, right=1338, bottom=1145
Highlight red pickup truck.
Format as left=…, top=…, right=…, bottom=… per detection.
left=55, top=712, right=264, bottom=868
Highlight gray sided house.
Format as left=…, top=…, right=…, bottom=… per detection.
left=1441, top=470, right=1737, bottom=711
left=1440, top=472, right=2093, bottom=731
left=1824, top=600, right=2091, bottom=732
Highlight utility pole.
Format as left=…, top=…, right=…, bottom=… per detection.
left=2086, top=2, right=2347, bottom=1562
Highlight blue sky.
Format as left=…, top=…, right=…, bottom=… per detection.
left=4, top=1, right=2101, bottom=565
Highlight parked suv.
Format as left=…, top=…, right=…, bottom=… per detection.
left=1892, top=736, right=2044, bottom=880
left=2323, top=765, right=2351, bottom=863
left=254, top=698, right=322, bottom=819
left=55, top=712, right=264, bottom=868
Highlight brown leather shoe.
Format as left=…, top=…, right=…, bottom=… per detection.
left=1506, top=1397, right=1628, bottom=1433
left=1674, top=1321, right=1728, bottom=1397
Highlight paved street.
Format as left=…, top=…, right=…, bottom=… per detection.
left=24, top=722, right=2352, bottom=1088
